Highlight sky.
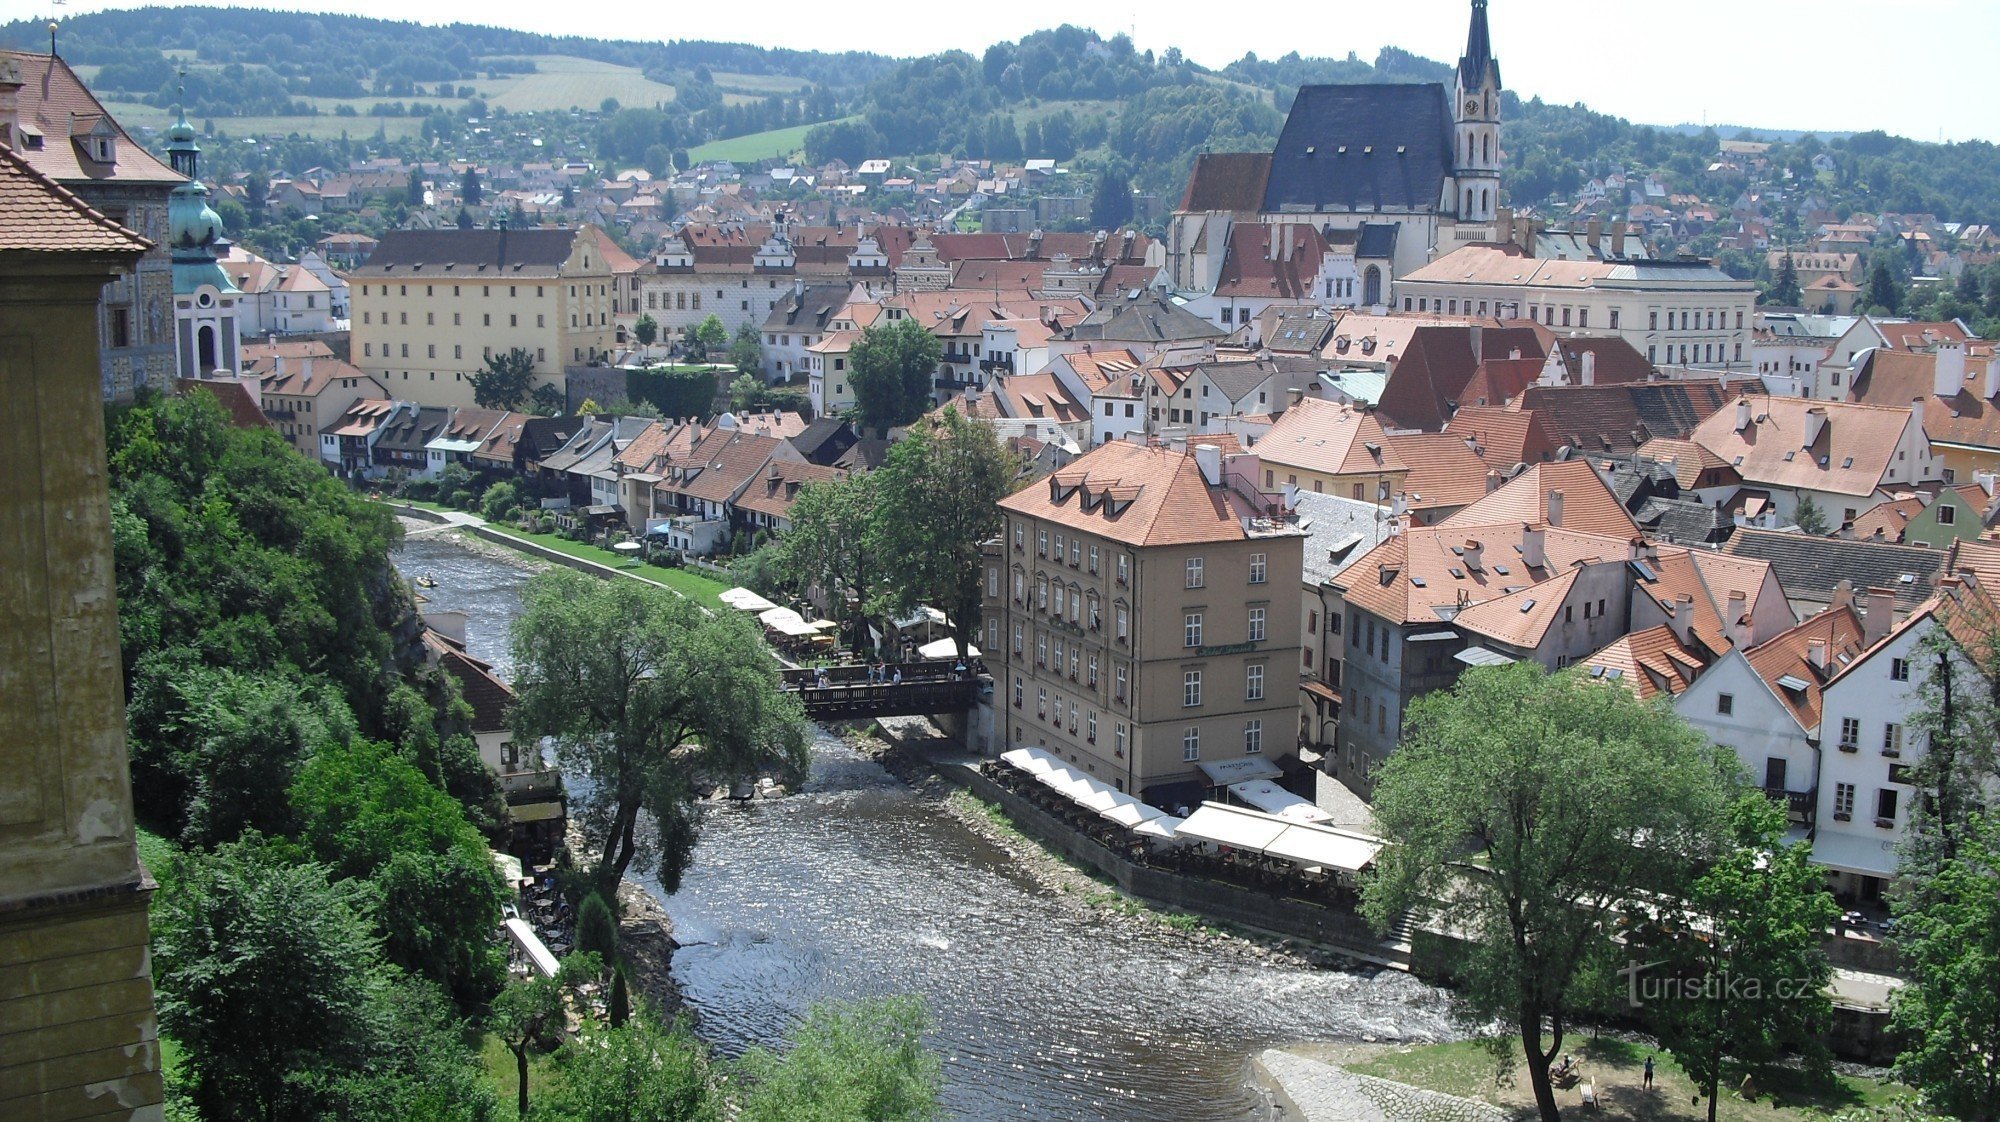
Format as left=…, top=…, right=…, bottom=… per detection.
left=32, top=0, right=2000, bottom=143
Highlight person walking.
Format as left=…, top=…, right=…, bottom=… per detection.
left=1642, top=1055, right=1654, bottom=1090
left=892, top=666, right=903, bottom=685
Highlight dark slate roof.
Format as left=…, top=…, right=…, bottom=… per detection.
left=1459, top=0, right=1501, bottom=91
left=1633, top=498, right=1732, bottom=546
left=1262, top=85, right=1453, bottom=214
left=1724, top=528, right=1944, bottom=612
left=519, top=416, right=584, bottom=460
left=350, top=227, right=577, bottom=277
left=791, top=417, right=857, bottom=465
left=1357, top=223, right=1400, bottom=260
left=1517, top=381, right=1730, bottom=456
left=1180, top=153, right=1272, bottom=212
left=1064, top=292, right=1227, bottom=344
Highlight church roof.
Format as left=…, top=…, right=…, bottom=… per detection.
left=1261, top=84, right=1454, bottom=215
left=1459, top=0, right=1502, bottom=91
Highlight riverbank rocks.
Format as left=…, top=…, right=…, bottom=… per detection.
left=1255, top=1051, right=1511, bottom=1122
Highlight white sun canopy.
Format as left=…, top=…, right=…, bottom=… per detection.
left=1175, top=802, right=1382, bottom=873
left=916, top=637, right=981, bottom=659
left=999, top=750, right=1185, bottom=844
left=1227, top=780, right=1335, bottom=824
left=720, top=587, right=779, bottom=613
left=1198, top=757, right=1283, bottom=785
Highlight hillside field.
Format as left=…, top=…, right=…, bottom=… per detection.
left=688, top=117, right=858, bottom=164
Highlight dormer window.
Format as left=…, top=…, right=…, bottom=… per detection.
left=89, top=135, right=116, bottom=164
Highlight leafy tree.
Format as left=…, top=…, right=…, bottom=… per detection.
left=333, top=977, right=501, bottom=1122
left=532, top=383, right=567, bottom=416
left=482, top=480, right=524, bottom=522
left=154, top=837, right=390, bottom=1122
left=407, top=167, right=425, bottom=206
left=849, top=317, right=943, bottom=432
left=291, top=738, right=508, bottom=1003
left=870, top=409, right=1015, bottom=659
left=1892, top=812, right=2000, bottom=1122
left=728, top=373, right=764, bottom=413
left=540, top=1010, right=717, bottom=1122
left=1866, top=261, right=1904, bottom=315
left=733, top=997, right=942, bottom=1122
left=578, top=398, right=603, bottom=416
left=1638, top=797, right=1836, bottom=1122
left=634, top=313, right=659, bottom=347
left=1090, top=164, right=1133, bottom=230
left=490, top=953, right=601, bottom=1119
left=461, top=166, right=482, bottom=207
left=689, top=314, right=728, bottom=361
left=730, top=321, right=764, bottom=376
left=776, top=472, right=882, bottom=650
left=1957, top=265, right=1984, bottom=304
left=1793, top=493, right=1830, bottom=535
left=509, top=571, right=810, bottom=892
left=1362, top=663, right=1732, bottom=1122
left=1768, top=251, right=1802, bottom=307
left=473, top=347, right=539, bottom=410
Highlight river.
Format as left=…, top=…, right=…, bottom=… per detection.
left=394, top=525, right=1460, bottom=1121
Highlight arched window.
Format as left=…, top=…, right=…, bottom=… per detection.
left=1482, top=134, right=1491, bottom=163
left=1481, top=187, right=1490, bottom=214
left=1363, top=267, right=1383, bottom=308
left=197, top=325, right=217, bottom=372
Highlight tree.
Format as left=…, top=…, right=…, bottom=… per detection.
left=540, top=1009, right=717, bottom=1122
left=634, top=313, right=659, bottom=347
left=688, top=314, right=728, bottom=362
left=1091, top=164, right=1133, bottom=230
left=461, top=166, right=482, bottom=207
left=408, top=167, right=426, bottom=207
left=1769, top=251, right=1803, bottom=306
left=510, top=571, right=810, bottom=893
left=870, top=409, right=1015, bottom=659
left=1892, top=812, right=2000, bottom=1122
left=730, top=322, right=764, bottom=376
left=1361, top=663, right=1732, bottom=1122
left=291, top=739, right=508, bottom=1003
left=1867, top=261, right=1904, bottom=315
left=848, top=317, right=943, bottom=432
left=733, top=997, right=942, bottom=1122
left=728, top=373, right=765, bottom=414
left=473, top=347, right=538, bottom=410
left=776, top=472, right=882, bottom=651
left=532, top=382, right=567, bottom=416
left=482, top=480, right=524, bottom=522
left=1638, top=796, right=1836, bottom=1122
left=457, top=207, right=475, bottom=230
left=154, top=838, right=390, bottom=1122
left=490, top=953, right=600, bottom=1119
left=1793, top=493, right=1830, bottom=535
left=575, top=891, right=620, bottom=961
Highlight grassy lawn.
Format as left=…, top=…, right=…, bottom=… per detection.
left=712, top=71, right=811, bottom=95
left=487, top=526, right=730, bottom=610
left=1348, top=1038, right=1914, bottom=1122
left=688, top=117, right=858, bottom=164
left=477, top=1029, right=558, bottom=1113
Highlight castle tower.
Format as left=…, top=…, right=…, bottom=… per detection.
left=1453, top=0, right=1503, bottom=226
left=164, top=91, right=242, bottom=376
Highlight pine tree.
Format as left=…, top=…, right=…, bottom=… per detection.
left=1769, top=251, right=1803, bottom=306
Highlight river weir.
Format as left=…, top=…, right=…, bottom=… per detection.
left=393, top=524, right=1460, bottom=1121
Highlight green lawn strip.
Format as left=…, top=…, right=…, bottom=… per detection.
left=484, top=525, right=730, bottom=609
left=475, top=1028, right=557, bottom=1111
left=1347, top=1037, right=1915, bottom=1122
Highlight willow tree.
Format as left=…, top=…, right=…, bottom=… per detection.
left=1362, top=662, right=1732, bottom=1122
left=510, top=571, right=809, bottom=893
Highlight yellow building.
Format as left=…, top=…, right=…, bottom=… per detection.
left=349, top=226, right=616, bottom=409
left=1249, top=396, right=1409, bottom=503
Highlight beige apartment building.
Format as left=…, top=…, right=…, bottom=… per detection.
left=349, top=226, right=616, bottom=409
left=993, top=439, right=1306, bottom=807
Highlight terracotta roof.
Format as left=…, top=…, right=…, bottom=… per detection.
left=1583, top=625, right=1707, bottom=700
left=176, top=378, right=272, bottom=431
left=1554, top=336, right=1655, bottom=385
left=1688, top=394, right=1915, bottom=499
left=1455, top=357, right=1546, bottom=411
left=734, top=460, right=845, bottom=521
left=425, top=631, right=515, bottom=735
left=253, top=354, right=377, bottom=398
left=1445, top=405, right=1560, bottom=466
left=240, top=338, right=336, bottom=373
left=0, top=141, right=152, bottom=254
left=1632, top=437, right=1736, bottom=490
left=1440, top=460, right=1641, bottom=538
left=1254, top=396, right=1407, bottom=478
left=996, top=440, right=1286, bottom=548
left=1517, top=380, right=1731, bottom=456
left=1214, top=224, right=1330, bottom=300
left=1743, top=605, right=1867, bottom=731
left=1383, top=433, right=1505, bottom=516
left=1944, top=537, right=2000, bottom=590
left=1846, top=496, right=1923, bottom=543
left=1337, top=522, right=1633, bottom=626
left=1876, top=320, right=1974, bottom=353
left=580, top=223, right=640, bottom=274
left=0, top=50, right=182, bottom=186
left=1452, top=566, right=1581, bottom=649
left=1850, top=350, right=2000, bottom=454
left=660, top=428, right=785, bottom=505
left=1179, top=153, right=1272, bottom=212
left=1629, top=548, right=1778, bottom=657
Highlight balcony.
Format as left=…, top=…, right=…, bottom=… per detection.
left=1762, top=786, right=1816, bottom=824
left=979, top=356, right=1015, bottom=375
left=502, top=768, right=564, bottom=805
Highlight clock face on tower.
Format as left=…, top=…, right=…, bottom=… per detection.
left=1466, top=100, right=1481, bottom=117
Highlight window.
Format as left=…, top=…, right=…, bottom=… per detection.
left=1115, top=723, right=1127, bottom=758
left=1115, top=605, right=1129, bottom=643
left=1183, top=727, right=1201, bottom=762
left=1764, top=757, right=1788, bottom=790
left=1248, top=608, right=1266, bottom=643
left=1883, top=723, right=1904, bottom=756
left=1184, top=670, right=1202, bottom=708
left=1117, top=554, right=1130, bottom=585
left=1249, top=553, right=1267, bottom=584
left=1037, top=577, right=1048, bottom=610
left=1840, top=717, right=1860, bottom=747
left=1717, top=693, right=1734, bottom=716
left=1115, top=665, right=1128, bottom=702
left=1877, top=788, right=1899, bottom=822
left=1012, top=678, right=1024, bottom=708
left=1939, top=505, right=1957, bottom=526
left=1891, top=658, right=1911, bottom=682
left=1245, top=720, right=1263, bottom=754
left=1014, top=523, right=1025, bottom=552
left=1246, top=665, right=1265, bottom=701
left=1088, top=545, right=1100, bottom=574
left=1013, top=622, right=1024, bottom=655
left=1037, top=689, right=1047, bottom=719
left=1036, top=635, right=1047, bottom=667
left=987, top=567, right=999, bottom=599
left=1088, top=653, right=1099, bottom=688
left=1184, top=613, right=1204, bottom=648
left=1052, top=533, right=1064, bottom=560
left=1834, top=782, right=1856, bottom=818
left=1185, top=557, right=1204, bottom=589
left=1069, top=540, right=1081, bottom=567
left=1038, top=529, right=1049, bottom=557
left=1054, top=585, right=1067, bottom=618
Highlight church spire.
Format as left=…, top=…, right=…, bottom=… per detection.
left=1458, top=0, right=1500, bottom=94
left=165, top=68, right=200, bottom=180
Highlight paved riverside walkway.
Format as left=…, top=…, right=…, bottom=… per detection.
left=1254, top=1051, right=1510, bottom=1122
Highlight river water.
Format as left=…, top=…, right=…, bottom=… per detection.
left=394, top=526, right=1460, bottom=1121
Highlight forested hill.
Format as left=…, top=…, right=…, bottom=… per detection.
left=10, top=6, right=1999, bottom=224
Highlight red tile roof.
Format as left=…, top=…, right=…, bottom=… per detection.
left=1254, top=396, right=1407, bottom=479
left=1445, top=405, right=1560, bottom=467
left=1688, top=394, right=1917, bottom=499
left=1179, top=153, right=1273, bottom=212
left=1440, top=460, right=1640, bottom=538
left=1583, top=625, right=1707, bottom=700
left=0, top=141, right=152, bottom=254
left=1, top=50, right=183, bottom=186
left=1214, top=224, right=1330, bottom=300
left=997, top=440, right=1283, bottom=548
left=1744, top=605, right=1867, bottom=730
left=176, top=378, right=272, bottom=432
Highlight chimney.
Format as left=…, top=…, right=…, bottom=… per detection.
left=1725, top=590, right=1749, bottom=648
left=1462, top=539, right=1484, bottom=571
left=1547, top=489, right=1565, bottom=527
left=1983, top=356, right=2000, bottom=402
left=1193, top=443, right=1223, bottom=486
left=1936, top=341, right=1968, bottom=397
left=1611, top=218, right=1628, bottom=259
left=1666, top=592, right=1697, bottom=643
left=1831, top=579, right=1856, bottom=612
left=1735, top=398, right=1752, bottom=432
left=1863, top=586, right=1896, bottom=646
left=1521, top=524, right=1547, bottom=569
left=0, top=57, right=20, bottom=149
left=1487, top=468, right=1503, bottom=494
left=1579, top=350, right=1597, bottom=386
left=1497, top=206, right=1514, bottom=245
left=1807, top=638, right=1828, bottom=671
left=1803, top=407, right=1828, bottom=448
left=1587, top=216, right=1604, bottom=255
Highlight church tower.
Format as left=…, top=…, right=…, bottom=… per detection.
left=164, top=91, right=242, bottom=377
left=1453, top=0, right=1503, bottom=226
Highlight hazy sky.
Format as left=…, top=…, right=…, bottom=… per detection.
left=37, top=0, right=2000, bottom=143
